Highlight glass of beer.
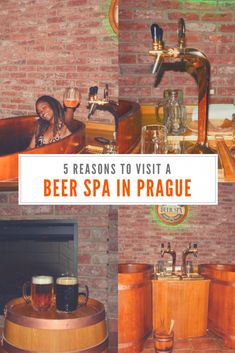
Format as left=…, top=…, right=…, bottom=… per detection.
left=56, top=274, right=89, bottom=313
left=141, top=125, right=168, bottom=154
left=23, top=275, right=54, bottom=312
left=63, top=87, right=81, bottom=109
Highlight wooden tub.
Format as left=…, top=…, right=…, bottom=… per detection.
left=118, top=263, right=153, bottom=353
left=117, top=100, right=141, bottom=154
left=0, top=115, right=85, bottom=182
left=199, top=264, right=235, bottom=348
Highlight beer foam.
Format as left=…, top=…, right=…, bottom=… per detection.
left=32, top=276, right=53, bottom=285
left=56, top=277, right=78, bottom=285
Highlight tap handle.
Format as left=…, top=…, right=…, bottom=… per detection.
left=193, top=243, right=197, bottom=249
left=104, top=84, right=109, bottom=99
left=167, top=242, right=171, bottom=249
left=89, top=86, right=95, bottom=96
left=178, top=18, right=185, bottom=38
left=178, top=18, right=186, bottom=48
left=94, top=86, right=98, bottom=95
left=161, top=243, right=164, bottom=249
left=158, top=27, right=163, bottom=41
left=151, top=23, right=160, bottom=42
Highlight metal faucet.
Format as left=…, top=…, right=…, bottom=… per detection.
left=149, top=18, right=215, bottom=154
left=87, top=84, right=118, bottom=133
left=182, top=242, right=198, bottom=275
left=161, top=242, right=176, bottom=274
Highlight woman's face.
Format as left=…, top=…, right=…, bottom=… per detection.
left=36, top=101, right=54, bottom=122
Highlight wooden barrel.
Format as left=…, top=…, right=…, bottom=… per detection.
left=153, top=332, right=174, bottom=353
left=2, top=297, right=108, bottom=353
left=118, top=263, right=153, bottom=353
left=199, top=264, right=235, bottom=348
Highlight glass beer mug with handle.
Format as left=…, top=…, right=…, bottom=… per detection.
left=168, top=90, right=186, bottom=135
left=56, top=274, right=89, bottom=313
left=141, top=125, right=168, bottom=154
left=156, top=89, right=172, bottom=128
left=63, top=87, right=81, bottom=109
left=22, top=275, right=54, bottom=312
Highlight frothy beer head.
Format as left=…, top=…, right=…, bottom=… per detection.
left=56, top=277, right=78, bottom=285
left=32, top=276, right=53, bottom=285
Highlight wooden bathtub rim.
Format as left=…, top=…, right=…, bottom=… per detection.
left=0, top=116, right=85, bottom=158
left=118, top=263, right=154, bottom=274
left=118, top=100, right=140, bottom=121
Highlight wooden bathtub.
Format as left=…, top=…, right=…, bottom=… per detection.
left=199, top=264, right=235, bottom=348
left=0, top=115, right=85, bottom=182
left=118, top=263, right=153, bottom=353
left=117, top=100, right=141, bottom=154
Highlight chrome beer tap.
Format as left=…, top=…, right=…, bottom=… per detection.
left=87, top=84, right=119, bottom=143
left=161, top=242, right=176, bottom=275
left=149, top=18, right=215, bottom=154
left=182, top=242, right=198, bottom=275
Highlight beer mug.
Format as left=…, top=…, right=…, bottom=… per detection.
left=23, top=275, right=54, bottom=311
left=141, top=125, right=168, bottom=154
left=56, top=274, right=89, bottom=313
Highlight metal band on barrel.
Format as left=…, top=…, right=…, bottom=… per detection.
left=6, top=308, right=105, bottom=329
left=2, top=336, right=108, bottom=353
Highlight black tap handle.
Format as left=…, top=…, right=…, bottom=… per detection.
left=161, top=243, right=164, bottom=248
left=151, top=23, right=160, bottom=41
left=178, top=18, right=185, bottom=39
left=89, top=87, right=94, bottom=96
left=193, top=243, right=197, bottom=249
left=158, top=27, right=163, bottom=41
left=94, top=86, right=98, bottom=95
left=167, top=242, right=171, bottom=249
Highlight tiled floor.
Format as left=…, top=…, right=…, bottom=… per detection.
left=142, top=331, right=235, bottom=352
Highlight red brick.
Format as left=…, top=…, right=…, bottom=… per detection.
left=202, top=13, right=233, bottom=22
left=168, top=12, right=199, bottom=21
left=220, top=24, right=235, bottom=32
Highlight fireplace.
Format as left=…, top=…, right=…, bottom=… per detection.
left=0, top=220, right=78, bottom=314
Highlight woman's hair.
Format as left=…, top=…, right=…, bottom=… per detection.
left=35, top=95, right=65, bottom=139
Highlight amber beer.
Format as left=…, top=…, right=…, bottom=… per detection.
left=23, top=276, right=54, bottom=311
left=63, top=87, right=81, bottom=109
left=63, top=99, right=78, bottom=108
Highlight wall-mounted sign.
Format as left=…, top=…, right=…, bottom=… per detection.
left=155, top=205, right=189, bottom=226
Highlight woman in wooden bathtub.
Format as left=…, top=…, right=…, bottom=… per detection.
left=28, top=95, right=77, bottom=148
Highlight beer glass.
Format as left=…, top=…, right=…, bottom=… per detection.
left=63, top=87, right=81, bottom=108
left=56, top=275, right=89, bottom=313
left=141, top=125, right=168, bottom=154
left=23, top=275, right=54, bottom=311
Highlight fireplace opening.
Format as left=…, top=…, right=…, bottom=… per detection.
left=0, top=220, right=78, bottom=314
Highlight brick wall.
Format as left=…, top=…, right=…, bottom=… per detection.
left=0, top=0, right=118, bottom=123
left=119, top=0, right=235, bottom=105
left=0, top=195, right=117, bottom=351
left=118, top=183, right=235, bottom=266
